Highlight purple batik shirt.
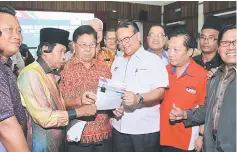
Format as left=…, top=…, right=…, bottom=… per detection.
left=0, top=57, right=27, bottom=136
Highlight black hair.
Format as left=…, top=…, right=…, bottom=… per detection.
left=36, top=42, right=57, bottom=57
left=0, top=5, right=16, bottom=16
left=170, top=28, right=196, bottom=49
left=149, top=24, right=168, bottom=36
left=73, top=25, right=97, bottom=42
left=104, top=28, right=116, bottom=38
left=116, top=19, right=139, bottom=34
left=218, top=24, right=236, bottom=45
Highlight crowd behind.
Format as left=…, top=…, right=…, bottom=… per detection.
left=0, top=5, right=236, bottom=152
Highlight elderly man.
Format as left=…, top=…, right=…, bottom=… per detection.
left=17, top=28, right=97, bottom=152
left=0, top=5, right=28, bottom=152
left=194, top=16, right=223, bottom=70
left=111, top=20, right=168, bottom=152
left=170, top=24, right=236, bottom=152
left=87, top=18, right=115, bottom=68
left=147, top=25, right=169, bottom=65
left=59, top=25, right=112, bottom=152
left=160, top=29, right=207, bottom=152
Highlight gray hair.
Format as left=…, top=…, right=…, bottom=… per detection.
left=84, top=18, right=103, bottom=30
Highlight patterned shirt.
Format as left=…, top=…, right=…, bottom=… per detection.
left=193, top=52, right=223, bottom=70
left=0, top=57, right=27, bottom=135
left=212, top=65, right=236, bottom=133
left=59, top=56, right=112, bottom=143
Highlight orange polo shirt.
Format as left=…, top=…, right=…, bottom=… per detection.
left=160, top=59, right=207, bottom=150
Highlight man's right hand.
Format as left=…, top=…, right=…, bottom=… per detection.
left=81, top=91, right=96, bottom=105
left=76, top=104, right=97, bottom=117
left=169, top=104, right=187, bottom=121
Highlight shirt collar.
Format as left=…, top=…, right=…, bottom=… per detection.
left=171, top=59, right=194, bottom=77
left=0, top=56, right=13, bottom=68
left=123, top=46, right=144, bottom=60
left=201, top=52, right=223, bottom=65
left=147, top=48, right=168, bottom=59
left=36, top=57, right=53, bottom=74
left=71, top=56, right=97, bottom=69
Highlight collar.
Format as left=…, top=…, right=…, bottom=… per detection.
left=147, top=48, right=168, bottom=59
left=0, top=56, right=13, bottom=68
left=200, top=52, right=223, bottom=65
left=219, top=64, right=236, bottom=73
left=123, top=46, right=144, bottom=60
left=36, top=57, right=53, bottom=74
left=171, top=59, right=194, bottom=77
left=71, top=56, right=97, bottom=69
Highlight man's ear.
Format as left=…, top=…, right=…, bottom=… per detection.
left=42, top=45, right=50, bottom=54
left=187, top=48, right=194, bottom=57
left=136, top=32, right=141, bottom=41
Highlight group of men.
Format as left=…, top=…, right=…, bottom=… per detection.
left=0, top=5, right=236, bottom=152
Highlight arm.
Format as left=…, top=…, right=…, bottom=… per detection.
left=0, top=71, right=29, bottom=152
left=18, top=71, right=69, bottom=128
left=0, top=116, right=29, bottom=152
left=140, top=88, right=165, bottom=104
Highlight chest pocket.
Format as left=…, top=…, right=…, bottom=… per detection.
left=135, top=68, right=151, bottom=93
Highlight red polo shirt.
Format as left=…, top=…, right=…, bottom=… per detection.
left=160, top=59, right=208, bottom=150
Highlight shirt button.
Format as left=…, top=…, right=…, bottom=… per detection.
left=204, top=66, right=206, bottom=68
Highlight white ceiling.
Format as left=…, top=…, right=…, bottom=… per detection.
left=119, top=1, right=175, bottom=6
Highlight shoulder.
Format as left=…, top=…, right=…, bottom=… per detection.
left=191, top=60, right=208, bottom=79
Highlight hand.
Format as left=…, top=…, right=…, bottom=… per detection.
left=207, top=67, right=218, bottom=79
left=113, top=106, right=124, bottom=118
left=81, top=91, right=96, bottom=105
left=122, top=91, right=138, bottom=106
left=169, top=104, right=186, bottom=121
left=76, top=104, right=97, bottom=117
left=195, top=136, right=203, bottom=152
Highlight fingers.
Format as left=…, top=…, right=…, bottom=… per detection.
left=85, top=92, right=97, bottom=101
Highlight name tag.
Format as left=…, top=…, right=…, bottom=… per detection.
left=186, top=86, right=196, bottom=94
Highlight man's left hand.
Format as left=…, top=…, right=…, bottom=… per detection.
left=195, top=136, right=203, bottom=152
left=122, top=91, right=138, bottom=106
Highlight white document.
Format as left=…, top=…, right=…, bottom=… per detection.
left=96, top=77, right=126, bottom=110
left=67, top=120, right=87, bottom=142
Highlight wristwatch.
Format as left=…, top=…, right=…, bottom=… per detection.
left=136, top=93, right=144, bottom=104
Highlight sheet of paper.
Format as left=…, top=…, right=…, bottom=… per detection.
left=67, top=120, right=86, bottom=142
left=96, top=77, right=126, bottom=110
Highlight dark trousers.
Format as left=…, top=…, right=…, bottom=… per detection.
left=67, top=137, right=112, bottom=152
left=113, top=128, right=161, bottom=152
left=161, top=146, right=195, bottom=152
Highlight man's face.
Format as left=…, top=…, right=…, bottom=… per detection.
left=219, top=29, right=236, bottom=68
left=0, top=13, right=23, bottom=57
left=116, top=25, right=140, bottom=56
left=68, top=41, right=74, bottom=53
left=44, top=44, right=67, bottom=69
left=74, top=34, right=97, bottom=63
left=105, top=31, right=117, bottom=51
left=89, top=21, right=103, bottom=44
left=199, top=29, right=219, bottom=53
left=147, top=26, right=167, bottom=51
left=168, top=36, right=192, bottom=67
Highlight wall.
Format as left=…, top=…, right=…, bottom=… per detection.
left=0, top=1, right=161, bottom=48
left=164, top=1, right=198, bottom=37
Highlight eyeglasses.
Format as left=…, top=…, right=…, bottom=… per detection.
left=148, top=33, right=166, bottom=38
left=219, top=40, right=236, bottom=47
left=199, top=36, right=217, bottom=43
left=77, top=43, right=97, bottom=49
left=116, top=33, right=137, bottom=45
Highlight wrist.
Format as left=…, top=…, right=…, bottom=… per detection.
left=183, top=110, right=187, bottom=119
left=198, top=132, right=204, bottom=137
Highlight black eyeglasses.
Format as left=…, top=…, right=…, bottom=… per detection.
left=116, top=32, right=137, bottom=45
left=199, top=36, right=217, bottom=43
left=220, top=40, right=236, bottom=47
